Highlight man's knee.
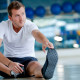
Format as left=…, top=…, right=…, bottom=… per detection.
left=27, top=61, right=41, bottom=68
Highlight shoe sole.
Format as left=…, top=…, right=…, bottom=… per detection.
left=43, top=48, right=58, bottom=79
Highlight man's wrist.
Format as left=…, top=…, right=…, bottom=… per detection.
left=43, top=40, right=49, bottom=44
left=7, top=61, right=12, bottom=67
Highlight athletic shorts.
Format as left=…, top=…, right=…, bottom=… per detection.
left=0, top=57, right=38, bottom=78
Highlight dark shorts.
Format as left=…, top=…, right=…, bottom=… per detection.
left=0, top=57, right=38, bottom=78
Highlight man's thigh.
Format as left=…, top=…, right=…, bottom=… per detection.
left=25, top=61, right=42, bottom=77
left=8, top=57, right=38, bottom=77
left=22, top=57, right=38, bottom=76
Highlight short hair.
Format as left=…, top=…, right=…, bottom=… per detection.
left=8, top=1, right=25, bottom=16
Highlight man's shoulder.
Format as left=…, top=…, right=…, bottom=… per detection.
left=25, top=19, right=34, bottom=25
left=0, top=19, right=11, bottom=30
left=0, top=19, right=10, bottom=25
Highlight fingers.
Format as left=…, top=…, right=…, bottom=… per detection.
left=48, top=42, right=54, bottom=49
left=16, top=64, right=24, bottom=73
left=11, top=66, right=23, bottom=74
left=13, top=66, right=20, bottom=73
left=9, top=62, right=24, bottom=74
left=42, top=41, right=54, bottom=53
left=42, top=46, right=46, bottom=53
left=18, top=63, right=24, bottom=67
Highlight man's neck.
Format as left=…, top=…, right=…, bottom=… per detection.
left=13, top=25, right=22, bottom=33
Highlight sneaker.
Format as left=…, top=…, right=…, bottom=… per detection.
left=42, top=48, right=58, bottom=79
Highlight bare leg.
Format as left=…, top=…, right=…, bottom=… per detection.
left=26, top=61, right=43, bottom=78
left=0, top=62, right=11, bottom=76
left=26, top=49, right=58, bottom=79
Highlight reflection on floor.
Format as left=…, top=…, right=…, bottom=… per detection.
left=53, top=65, right=80, bottom=80
left=0, top=48, right=80, bottom=80
left=1, top=65, right=80, bottom=80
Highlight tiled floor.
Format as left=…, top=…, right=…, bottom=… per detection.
left=0, top=48, right=80, bottom=80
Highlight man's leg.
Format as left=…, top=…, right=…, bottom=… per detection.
left=25, top=48, right=58, bottom=79
left=26, top=61, right=43, bottom=78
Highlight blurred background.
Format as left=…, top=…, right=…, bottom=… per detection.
left=0, top=0, right=80, bottom=80
left=0, top=0, right=80, bottom=52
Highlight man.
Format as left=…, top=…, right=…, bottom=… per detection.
left=0, top=1, right=58, bottom=79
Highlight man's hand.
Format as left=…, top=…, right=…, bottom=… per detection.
left=32, top=30, right=54, bottom=52
left=42, top=41, right=54, bottom=53
left=8, top=61, right=24, bottom=74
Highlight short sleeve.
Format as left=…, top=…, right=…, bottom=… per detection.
left=0, top=22, right=6, bottom=39
left=26, top=20, right=39, bottom=34
left=29, top=22, right=39, bottom=33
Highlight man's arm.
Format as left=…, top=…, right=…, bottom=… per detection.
left=0, top=62, right=11, bottom=76
left=0, top=38, right=23, bottom=73
left=32, top=30, right=54, bottom=52
left=0, top=38, right=11, bottom=66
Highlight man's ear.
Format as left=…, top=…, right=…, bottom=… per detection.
left=8, top=16, right=12, bottom=21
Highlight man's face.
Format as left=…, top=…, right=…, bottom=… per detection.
left=9, top=7, right=26, bottom=28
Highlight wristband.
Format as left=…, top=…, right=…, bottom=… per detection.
left=7, top=61, right=11, bottom=67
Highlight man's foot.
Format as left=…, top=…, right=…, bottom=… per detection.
left=42, top=48, right=58, bottom=79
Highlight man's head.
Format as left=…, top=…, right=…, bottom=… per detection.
left=8, top=1, right=25, bottom=17
left=8, top=1, right=26, bottom=28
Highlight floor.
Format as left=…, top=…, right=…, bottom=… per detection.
left=0, top=48, right=80, bottom=80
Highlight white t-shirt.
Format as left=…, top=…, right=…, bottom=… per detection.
left=0, top=19, right=38, bottom=58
